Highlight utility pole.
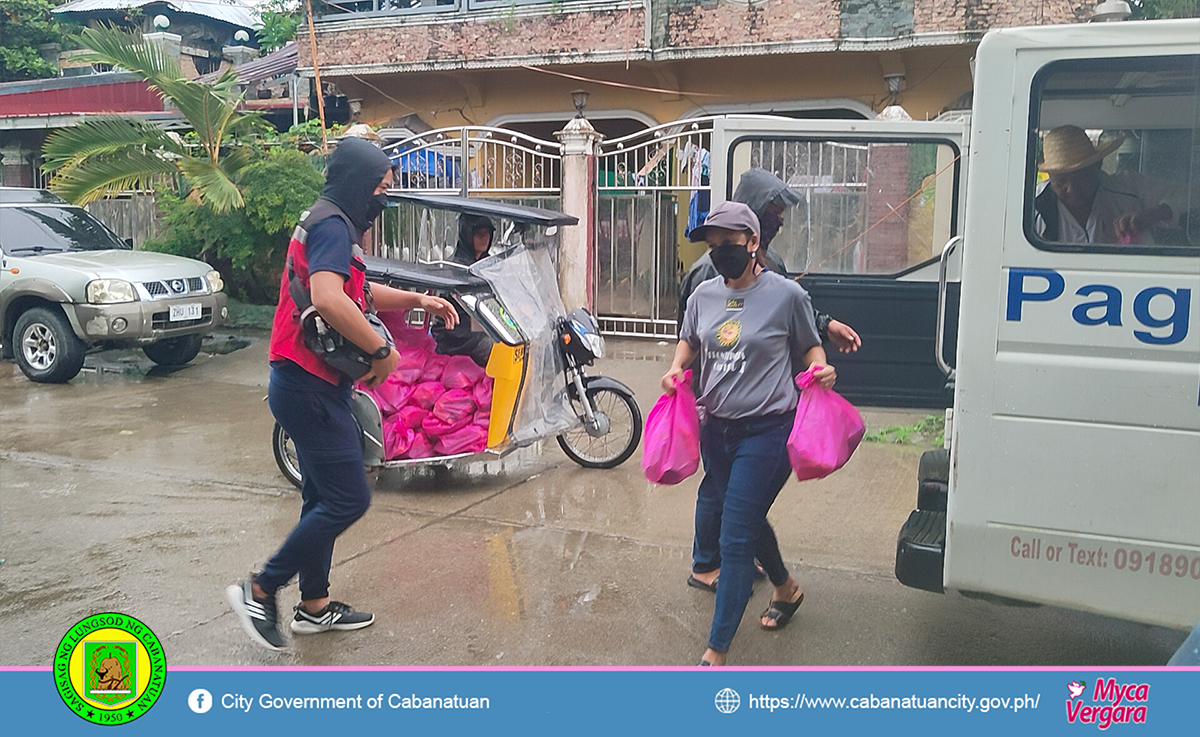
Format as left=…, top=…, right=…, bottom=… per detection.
left=304, top=0, right=328, bottom=152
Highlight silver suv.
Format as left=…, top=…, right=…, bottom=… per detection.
left=0, top=188, right=228, bottom=383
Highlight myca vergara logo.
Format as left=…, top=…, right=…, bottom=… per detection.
left=54, top=613, right=166, bottom=725
left=1066, top=677, right=1149, bottom=730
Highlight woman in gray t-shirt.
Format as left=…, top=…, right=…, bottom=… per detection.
left=663, top=201, right=836, bottom=667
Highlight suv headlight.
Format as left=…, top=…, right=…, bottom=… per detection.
left=86, top=279, right=137, bottom=304
left=205, top=269, right=224, bottom=293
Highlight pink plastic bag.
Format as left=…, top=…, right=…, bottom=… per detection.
left=405, top=432, right=437, bottom=459
left=787, top=366, right=866, bottom=481
left=383, top=421, right=415, bottom=460
left=442, top=355, right=486, bottom=390
left=396, top=405, right=429, bottom=430
left=379, top=311, right=436, bottom=353
left=422, top=412, right=470, bottom=437
left=640, top=370, right=701, bottom=485
left=435, top=424, right=488, bottom=455
left=420, top=354, right=449, bottom=383
left=473, top=409, right=490, bottom=429
left=412, top=381, right=447, bottom=410
left=373, top=378, right=415, bottom=415
left=433, top=389, right=477, bottom=425
left=393, top=350, right=427, bottom=384
left=473, top=377, right=493, bottom=409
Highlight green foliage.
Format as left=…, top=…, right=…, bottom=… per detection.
left=144, top=149, right=324, bottom=303
left=257, top=0, right=301, bottom=53
left=864, top=415, right=945, bottom=447
left=0, top=0, right=72, bottom=82
left=43, top=25, right=252, bottom=212
left=1130, top=0, right=1199, bottom=19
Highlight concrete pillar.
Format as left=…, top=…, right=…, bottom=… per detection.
left=555, top=117, right=603, bottom=312
left=144, top=32, right=182, bottom=65
left=223, top=45, right=258, bottom=67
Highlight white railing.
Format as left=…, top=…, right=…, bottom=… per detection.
left=383, top=126, right=562, bottom=196
left=597, top=118, right=714, bottom=192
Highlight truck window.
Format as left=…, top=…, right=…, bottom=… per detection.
left=729, top=137, right=959, bottom=275
left=1026, top=54, right=1200, bottom=255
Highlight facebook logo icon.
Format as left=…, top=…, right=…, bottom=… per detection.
left=188, top=689, right=213, bottom=714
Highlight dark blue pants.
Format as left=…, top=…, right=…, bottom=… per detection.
left=258, top=361, right=371, bottom=601
left=695, top=413, right=794, bottom=653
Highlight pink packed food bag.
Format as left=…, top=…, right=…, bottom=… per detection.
left=473, top=377, right=493, bottom=410
left=422, top=412, right=470, bottom=437
left=373, top=377, right=415, bottom=415
left=435, top=424, right=488, bottom=455
left=420, top=354, right=449, bottom=383
left=473, top=409, right=490, bottom=429
left=396, top=405, right=429, bottom=430
left=433, top=388, right=476, bottom=425
left=384, top=421, right=415, bottom=460
left=412, top=381, right=447, bottom=410
left=640, top=370, right=701, bottom=485
left=405, top=432, right=437, bottom=459
left=442, top=355, right=486, bottom=390
left=379, top=310, right=435, bottom=353
left=786, top=366, right=865, bottom=481
left=393, top=350, right=427, bottom=384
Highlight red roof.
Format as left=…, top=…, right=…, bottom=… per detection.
left=0, top=74, right=165, bottom=117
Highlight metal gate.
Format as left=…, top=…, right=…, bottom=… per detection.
left=595, top=119, right=713, bottom=338
left=371, top=127, right=562, bottom=263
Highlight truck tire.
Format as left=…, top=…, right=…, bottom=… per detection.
left=13, top=306, right=87, bottom=383
left=143, top=334, right=203, bottom=366
left=918, top=447, right=950, bottom=484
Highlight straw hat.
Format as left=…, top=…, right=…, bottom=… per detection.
left=1039, top=126, right=1124, bottom=174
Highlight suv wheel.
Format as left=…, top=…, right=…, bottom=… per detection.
left=143, top=334, right=203, bottom=366
left=13, top=307, right=87, bottom=383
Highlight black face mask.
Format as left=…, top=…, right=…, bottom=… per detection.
left=711, top=243, right=753, bottom=280
left=363, top=193, right=388, bottom=226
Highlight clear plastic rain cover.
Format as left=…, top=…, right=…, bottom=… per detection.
left=470, top=244, right=578, bottom=446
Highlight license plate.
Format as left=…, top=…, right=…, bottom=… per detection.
left=169, top=303, right=202, bottom=322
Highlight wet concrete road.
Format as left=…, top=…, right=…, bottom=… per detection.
left=0, top=337, right=1187, bottom=666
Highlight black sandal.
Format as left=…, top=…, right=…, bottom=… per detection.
left=760, top=590, right=804, bottom=630
left=687, top=575, right=719, bottom=593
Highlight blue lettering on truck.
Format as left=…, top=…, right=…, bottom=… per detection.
left=1006, top=267, right=1192, bottom=345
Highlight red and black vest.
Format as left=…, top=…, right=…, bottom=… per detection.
left=268, top=200, right=368, bottom=385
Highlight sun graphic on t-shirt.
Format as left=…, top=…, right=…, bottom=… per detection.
left=716, top=319, right=741, bottom=347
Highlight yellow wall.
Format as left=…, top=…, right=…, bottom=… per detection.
left=331, top=45, right=975, bottom=132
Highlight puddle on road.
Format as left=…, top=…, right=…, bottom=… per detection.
left=74, top=334, right=256, bottom=384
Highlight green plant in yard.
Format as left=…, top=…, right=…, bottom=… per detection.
left=864, top=414, right=945, bottom=446
left=41, top=25, right=257, bottom=212
left=143, top=149, right=324, bottom=303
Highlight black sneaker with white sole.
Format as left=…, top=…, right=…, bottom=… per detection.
left=225, top=578, right=287, bottom=651
left=290, top=601, right=375, bottom=634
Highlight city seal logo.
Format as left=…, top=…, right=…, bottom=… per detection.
left=54, top=613, right=166, bottom=725
left=716, top=320, right=741, bottom=347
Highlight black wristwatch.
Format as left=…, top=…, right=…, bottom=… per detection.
left=371, top=344, right=392, bottom=361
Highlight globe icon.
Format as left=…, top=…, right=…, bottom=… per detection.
left=714, top=688, right=740, bottom=714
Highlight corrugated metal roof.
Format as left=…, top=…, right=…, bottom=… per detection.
left=200, top=42, right=297, bottom=85
left=54, top=0, right=258, bottom=30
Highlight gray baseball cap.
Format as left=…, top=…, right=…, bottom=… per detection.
left=688, top=201, right=760, bottom=242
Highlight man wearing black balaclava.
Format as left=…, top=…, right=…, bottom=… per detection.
left=226, top=136, right=459, bottom=651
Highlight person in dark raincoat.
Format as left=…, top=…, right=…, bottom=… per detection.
left=431, top=214, right=497, bottom=367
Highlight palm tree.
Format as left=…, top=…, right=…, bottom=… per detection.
left=41, top=25, right=256, bottom=213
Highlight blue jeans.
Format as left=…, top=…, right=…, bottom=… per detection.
left=696, top=413, right=794, bottom=653
left=257, top=361, right=371, bottom=601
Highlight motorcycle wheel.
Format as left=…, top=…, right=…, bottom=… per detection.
left=272, top=422, right=303, bottom=489
left=557, top=386, right=642, bottom=469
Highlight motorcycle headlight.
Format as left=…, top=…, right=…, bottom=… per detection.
left=583, top=332, right=605, bottom=359
left=205, top=269, right=224, bottom=293
left=86, top=279, right=137, bottom=304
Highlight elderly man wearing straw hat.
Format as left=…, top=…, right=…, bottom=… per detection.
left=1034, top=125, right=1192, bottom=245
